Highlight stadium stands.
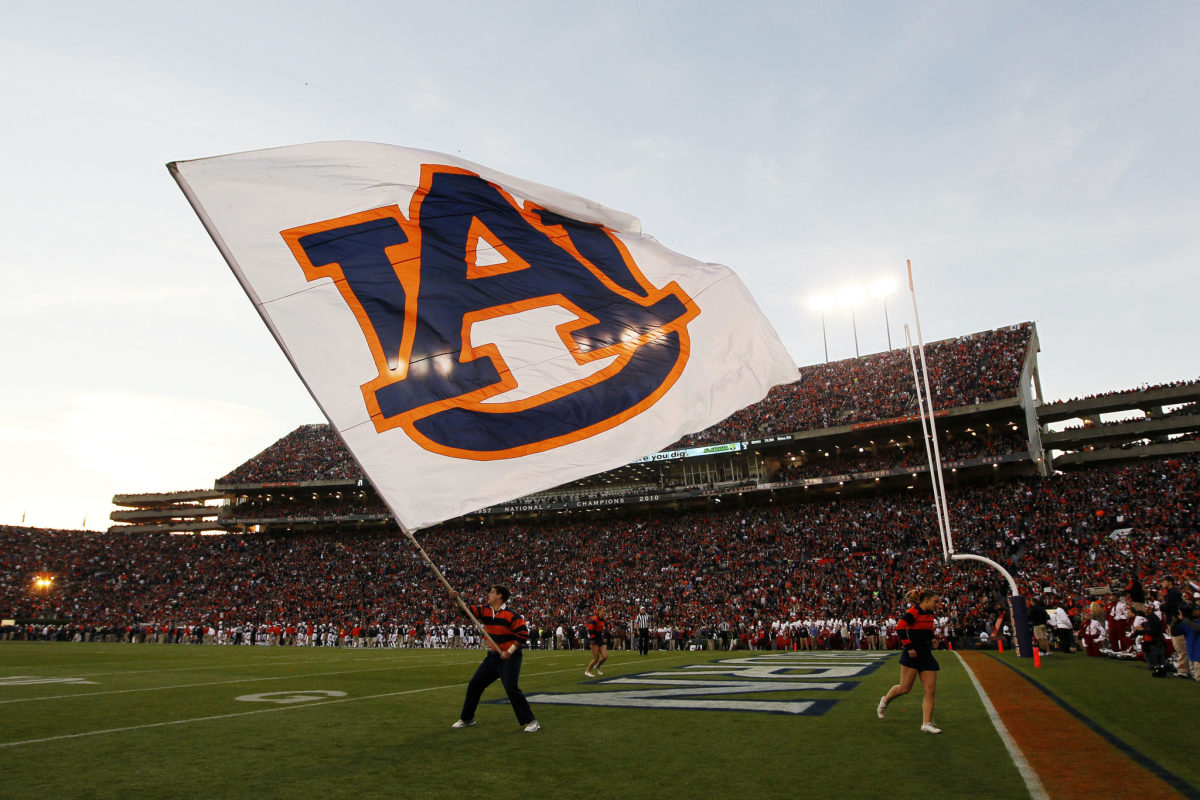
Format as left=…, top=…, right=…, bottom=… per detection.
left=9, top=320, right=1196, bottom=659
left=5, top=452, right=1196, bottom=649
left=1042, top=380, right=1200, bottom=409
left=210, top=323, right=1035, bottom=490
left=669, top=322, right=1033, bottom=448
left=218, top=424, right=361, bottom=484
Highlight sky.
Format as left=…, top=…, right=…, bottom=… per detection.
left=2, top=1, right=1198, bottom=531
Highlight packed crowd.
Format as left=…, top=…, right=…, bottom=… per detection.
left=5, top=452, right=1195, bottom=652
left=670, top=323, right=1032, bottom=448
left=1057, top=401, right=1200, bottom=432
left=774, top=428, right=1028, bottom=482
left=1042, top=379, right=1200, bottom=408
left=229, top=493, right=381, bottom=521
left=1013, top=579, right=1200, bottom=681
left=212, top=325, right=1033, bottom=485
left=221, top=426, right=1027, bottom=522
left=218, top=424, right=360, bottom=484
left=6, top=615, right=950, bottom=655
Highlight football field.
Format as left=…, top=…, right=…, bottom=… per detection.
left=0, top=643, right=1196, bottom=800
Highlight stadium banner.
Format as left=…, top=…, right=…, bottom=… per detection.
left=632, top=441, right=743, bottom=463
left=850, top=409, right=949, bottom=431
left=169, top=143, right=797, bottom=530
left=748, top=435, right=792, bottom=445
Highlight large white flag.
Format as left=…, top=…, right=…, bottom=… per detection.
left=170, top=142, right=797, bottom=530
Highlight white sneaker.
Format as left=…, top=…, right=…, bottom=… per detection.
left=595, top=667, right=604, bottom=675
left=523, top=720, right=541, bottom=733
left=451, top=719, right=475, bottom=728
left=876, top=696, right=888, bottom=719
left=920, top=722, right=942, bottom=734
left=584, top=669, right=595, bottom=677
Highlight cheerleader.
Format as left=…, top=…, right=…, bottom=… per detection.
left=877, top=588, right=943, bottom=734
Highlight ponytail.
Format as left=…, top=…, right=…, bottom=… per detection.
left=906, top=587, right=939, bottom=606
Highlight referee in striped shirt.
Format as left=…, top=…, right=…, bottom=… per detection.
left=635, top=607, right=651, bottom=656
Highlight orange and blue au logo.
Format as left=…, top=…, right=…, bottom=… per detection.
left=281, top=165, right=699, bottom=460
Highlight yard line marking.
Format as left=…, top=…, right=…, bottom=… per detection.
left=18, top=650, right=483, bottom=679
left=0, top=660, right=477, bottom=704
left=4, top=647, right=583, bottom=680
left=0, top=651, right=588, bottom=704
left=0, top=662, right=607, bottom=749
left=0, top=676, right=97, bottom=686
left=955, top=652, right=1049, bottom=800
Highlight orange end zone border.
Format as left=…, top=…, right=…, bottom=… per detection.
left=959, top=651, right=1197, bottom=800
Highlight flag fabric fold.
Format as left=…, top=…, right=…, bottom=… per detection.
left=171, top=142, right=797, bottom=530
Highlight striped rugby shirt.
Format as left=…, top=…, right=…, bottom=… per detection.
left=467, top=603, right=529, bottom=655
left=587, top=613, right=607, bottom=640
left=897, top=605, right=935, bottom=654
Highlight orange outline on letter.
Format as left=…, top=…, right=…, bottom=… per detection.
left=281, top=165, right=702, bottom=461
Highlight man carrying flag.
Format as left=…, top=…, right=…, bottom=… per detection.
left=448, top=585, right=539, bottom=733
left=170, top=141, right=798, bottom=719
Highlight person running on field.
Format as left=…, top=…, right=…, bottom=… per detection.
left=585, top=604, right=609, bottom=677
left=877, top=588, right=944, bottom=734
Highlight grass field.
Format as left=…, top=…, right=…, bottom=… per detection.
left=0, top=643, right=1196, bottom=800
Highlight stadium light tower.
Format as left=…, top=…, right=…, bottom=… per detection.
left=807, top=293, right=834, bottom=363
left=837, top=285, right=864, bottom=358
left=870, top=277, right=898, bottom=350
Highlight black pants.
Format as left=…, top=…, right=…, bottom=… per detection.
left=1054, top=627, right=1074, bottom=653
left=637, top=628, right=650, bottom=655
left=1144, top=642, right=1166, bottom=671
left=459, top=651, right=535, bottom=725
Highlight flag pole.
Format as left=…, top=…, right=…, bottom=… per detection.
left=396, top=524, right=502, bottom=653
left=169, top=162, right=501, bottom=654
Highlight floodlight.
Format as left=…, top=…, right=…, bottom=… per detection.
left=808, top=293, right=835, bottom=312
left=870, top=277, right=898, bottom=299
left=837, top=285, right=865, bottom=308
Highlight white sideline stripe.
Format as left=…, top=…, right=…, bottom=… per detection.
left=955, top=653, right=1049, bottom=800
left=0, top=661, right=590, bottom=749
